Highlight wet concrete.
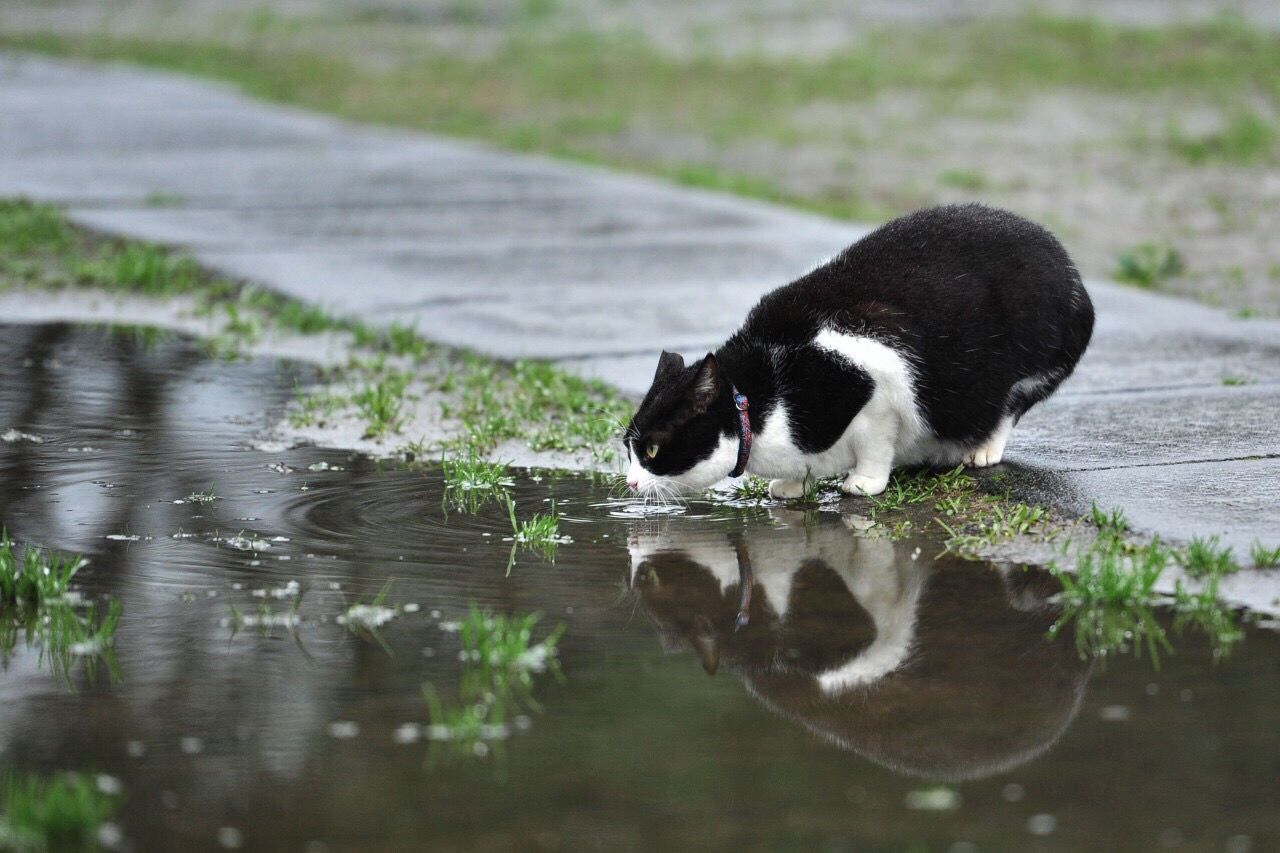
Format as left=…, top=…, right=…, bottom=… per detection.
left=1, top=52, right=1278, bottom=556
left=1, top=324, right=1277, bottom=851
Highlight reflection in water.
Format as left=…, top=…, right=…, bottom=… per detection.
left=629, top=512, right=1092, bottom=781
left=0, top=324, right=1277, bottom=851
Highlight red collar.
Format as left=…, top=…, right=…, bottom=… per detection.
left=730, top=386, right=751, bottom=478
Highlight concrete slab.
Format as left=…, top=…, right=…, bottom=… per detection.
left=2, top=50, right=1279, bottom=553
left=1011, top=384, right=1280, bottom=471
left=1007, top=457, right=1280, bottom=558
left=63, top=197, right=775, bottom=250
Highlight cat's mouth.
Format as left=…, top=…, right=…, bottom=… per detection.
left=629, top=474, right=688, bottom=504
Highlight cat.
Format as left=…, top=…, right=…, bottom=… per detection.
left=624, top=203, right=1094, bottom=498
left=627, top=511, right=1091, bottom=781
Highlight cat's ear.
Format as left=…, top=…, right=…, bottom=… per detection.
left=655, top=350, right=685, bottom=381
left=692, top=614, right=720, bottom=676
left=686, top=353, right=720, bottom=413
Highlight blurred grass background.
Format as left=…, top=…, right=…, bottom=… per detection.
left=2, top=1, right=1279, bottom=313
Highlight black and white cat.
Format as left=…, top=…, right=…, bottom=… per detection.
left=624, top=204, right=1094, bottom=498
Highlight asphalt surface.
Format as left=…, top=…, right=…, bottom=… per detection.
left=2, top=52, right=1278, bottom=558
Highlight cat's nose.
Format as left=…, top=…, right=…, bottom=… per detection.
left=627, top=477, right=639, bottom=491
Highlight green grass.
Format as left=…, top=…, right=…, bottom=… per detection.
left=423, top=605, right=563, bottom=766
left=288, top=387, right=348, bottom=428
left=0, top=770, right=120, bottom=851
left=1048, top=537, right=1172, bottom=665
left=1088, top=502, right=1130, bottom=540
left=0, top=530, right=85, bottom=609
left=441, top=450, right=514, bottom=512
left=1114, top=243, right=1184, bottom=287
left=352, top=371, right=410, bottom=438
left=458, top=604, right=563, bottom=705
left=849, top=466, right=1055, bottom=552
left=1220, top=375, right=1253, bottom=386
left=1168, top=111, right=1278, bottom=165
left=385, top=322, right=432, bottom=360
left=503, top=495, right=566, bottom=571
left=1047, top=523, right=1249, bottom=666
left=9, top=14, right=1280, bottom=229
left=1181, top=534, right=1240, bottom=577
left=937, top=168, right=989, bottom=191
left=869, top=466, right=975, bottom=515
left=1172, top=575, right=1244, bottom=662
left=727, top=475, right=772, bottom=502
left=440, top=356, right=630, bottom=463
left=0, top=199, right=69, bottom=255
left=1250, top=540, right=1280, bottom=567
left=1, top=532, right=121, bottom=685
left=1, top=199, right=633, bottom=462
left=942, top=502, right=1048, bottom=552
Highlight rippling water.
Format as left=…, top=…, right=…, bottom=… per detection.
left=1, top=324, right=1277, bottom=852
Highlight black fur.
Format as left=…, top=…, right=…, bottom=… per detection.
left=627, top=204, right=1094, bottom=475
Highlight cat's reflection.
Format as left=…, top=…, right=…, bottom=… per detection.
left=627, top=511, right=1092, bottom=781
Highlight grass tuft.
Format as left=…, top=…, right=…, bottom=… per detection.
left=0, top=530, right=84, bottom=609
left=728, top=475, right=773, bottom=502
left=1088, top=502, right=1130, bottom=542
left=441, top=450, right=514, bottom=512
left=1169, top=111, right=1277, bottom=165
left=352, top=372, right=409, bottom=439
left=0, top=770, right=120, bottom=851
left=1250, top=540, right=1280, bottom=567
left=870, top=466, right=974, bottom=515
left=423, top=605, right=563, bottom=766
left=1048, top=537, right=1172, bottom=665
left=504, top=496, right=567, bottom=570
left=1181, top=535, right=1240, bottom=577
left=1114, top=243, right=1184, bottom=288
left=1173, top=575, right=1244, bottom=662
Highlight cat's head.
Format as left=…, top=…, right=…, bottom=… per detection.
left=625, top=351, right=738, bottom=497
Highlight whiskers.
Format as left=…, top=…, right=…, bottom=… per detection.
left=636, top=477, right=686, bottom=508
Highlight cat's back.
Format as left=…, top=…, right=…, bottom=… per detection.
left=741, top=203, right=1088, bottom=343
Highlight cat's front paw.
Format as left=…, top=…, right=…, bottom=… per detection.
left=768, top=479, right=806, bottom=500
left=841, top=471, right=890, bottom=497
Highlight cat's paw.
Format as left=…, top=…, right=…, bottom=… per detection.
left=964, top=418, right=1012, bottom=468
left=841, top=471, right=890, bottom=497
left=768, top=479, right=806, bottom=499
left=964, top=442, right=1005, bottom=468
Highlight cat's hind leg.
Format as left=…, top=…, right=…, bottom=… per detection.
left=964, top=415, right=1014, bottom=468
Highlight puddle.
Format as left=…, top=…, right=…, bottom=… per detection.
left=1, top=324, right=1278, bottom=851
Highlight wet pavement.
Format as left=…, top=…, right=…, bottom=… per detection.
left=1, top=52, right=1278, bottom=556
left=1, top=325, right=1278, bottom=851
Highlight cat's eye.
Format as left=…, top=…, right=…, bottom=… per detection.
left=645, top=443, right=659, bottom=459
